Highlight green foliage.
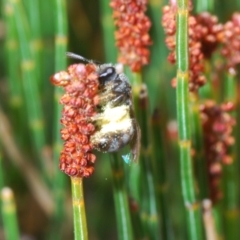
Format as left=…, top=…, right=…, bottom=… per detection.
left=0, top=0, right=240, bottom=239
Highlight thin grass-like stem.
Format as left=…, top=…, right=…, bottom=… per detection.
left=1, top=188, right=20, bottom=240
left=99, top=0, right=117, bottom=62
left=131, top=72, right=161, bottom=240
left=22, top=0, right=43, bottom=90
left=8, top=0, right=48, bottom=183
left=189, top=93, right=208, bottom=199
left=222, top=70, right=240, bottom=239
left=71, top=177, right=88, bottom=240
left=110, top=153, right=134, bottom=240
left=176, top=0, right=203, bottom=239
left=196, top=0, right=214, bottom=13
left=151, top=109, right=173, bottom=240
left=52, top=0, right=68, bottom=237
left=3, top=0, right=29, bottom=154
left=0, top=158, right=3, bottom=196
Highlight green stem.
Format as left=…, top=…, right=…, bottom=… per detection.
left=128, top=161, right=146, bottom=238
left=199, top=60, right=213, bottom=100
left=39, top=0, right=55, bottom=116
left=151, top=109, right=173, bottom=240
left=139, top=105, right=161, bottom=240
left=189, top=93, right=208, bottom=199
left=0, top=150, right=4, bottom=195
left=8, top=0, right=48, bottom=183
left=110, top=153, right=134, bottom=240
left=1, top=188, right=20, bottom=240
left=213, top=205, right=224, bottom=238
left=22, top=0, right=43, bottom=90
left=71, top=177, right=88, bottom=240
left=222, top=70, right=240, bottom=239
left=99, top=0, right=117, bottom=62
left=176, top=0, right=203, bottom=239
left=52, top=0, right=68, bottom=238
left=131, top=72, right=161, bottom=240
left=3, top=0, right=22, bottom=111
left=196, top=0, right=214, bottom=12
left=3, top=0, right=28, bottom=151
left=147, top=0, right=169, bottom=113
left=129, top=197, right=146, bottom=240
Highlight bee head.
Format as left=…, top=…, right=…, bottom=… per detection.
left=66, top=52, right=118, bottom=86
left=98, top=66, right=117, bottom=84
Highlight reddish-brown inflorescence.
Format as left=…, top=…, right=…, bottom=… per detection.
left=110, top=0, right=152, bottom=72
left=162, top=2, right=205, bottom=92
left=195, top=12, right=223, bottom=59
left=51, top=63, right=99, bottom=178
left=162, top=4, right=222, bottom=92
left=200, top=100, right=235, bottom=204
left=162, top=2, right=177, bottom=65
left=220, top=13, right=240, bottom=70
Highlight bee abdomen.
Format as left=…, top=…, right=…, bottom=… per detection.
left=91, top=130, right=134, bottom=152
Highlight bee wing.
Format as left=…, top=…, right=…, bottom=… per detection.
left=130, top=120, right=141, bottom=162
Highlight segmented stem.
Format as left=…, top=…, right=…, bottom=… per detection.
left=223, top=70, right=240, bottom=239
left=110, top=153, right=134, bottom=240
left=8, top=0, right=48, bottom=183
left=190, top=93, right=208, bottom=199
left=52, top=0, right=68, bottom=238
left=151, top=109, right=173, bottom=240
left=132, top=72, right=161, bottom=240
left=176, top=0, right=203, bottom=239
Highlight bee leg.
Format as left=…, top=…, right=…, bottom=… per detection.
left=110, top=94, right=128, bottom=107
left=112, top=80, right=131, bottom=94
left=98, top=94, right=112, bottom=106
left=98, top=91, right=128, bottom=107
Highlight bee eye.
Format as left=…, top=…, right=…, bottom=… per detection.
left=98, top=67, right=116, bottom=83
left=99, top=67, right=114, bottom=77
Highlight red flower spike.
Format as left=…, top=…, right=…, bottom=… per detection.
left=196, top=12, right=223, bottom=59
left=50, top=63, right=99, bottom=178
left=110, top=0, right=152, bottom=72
left=200, top=100, right=235, bottom=204
left=162, top=4, right=222, bottom=92
left=220, top=13, right=240, bottom=70
left=51, top=71, right=71, bottom=86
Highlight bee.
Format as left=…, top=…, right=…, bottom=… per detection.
left=66, top=52, right=141, bottom=162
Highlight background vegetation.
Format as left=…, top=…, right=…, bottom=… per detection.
left=0, top=0, right=240, bottom=239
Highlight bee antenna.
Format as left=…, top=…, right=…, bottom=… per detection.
left=66, top=52, right=95, bottom=64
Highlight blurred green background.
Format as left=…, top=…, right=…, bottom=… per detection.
left=0, top=0, right=240, bottom=240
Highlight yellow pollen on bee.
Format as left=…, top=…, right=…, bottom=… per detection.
left=94, top=104, right=132, bottom=133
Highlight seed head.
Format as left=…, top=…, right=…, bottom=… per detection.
left=220, top=13, right=240, bottom=70
left=162, top=5, right=222, bottom=92
left=200, top=100, right=235, bottom=203
left=110, top=0, right=152, bottom=72
left=51, top=64, right=99, bottom=178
